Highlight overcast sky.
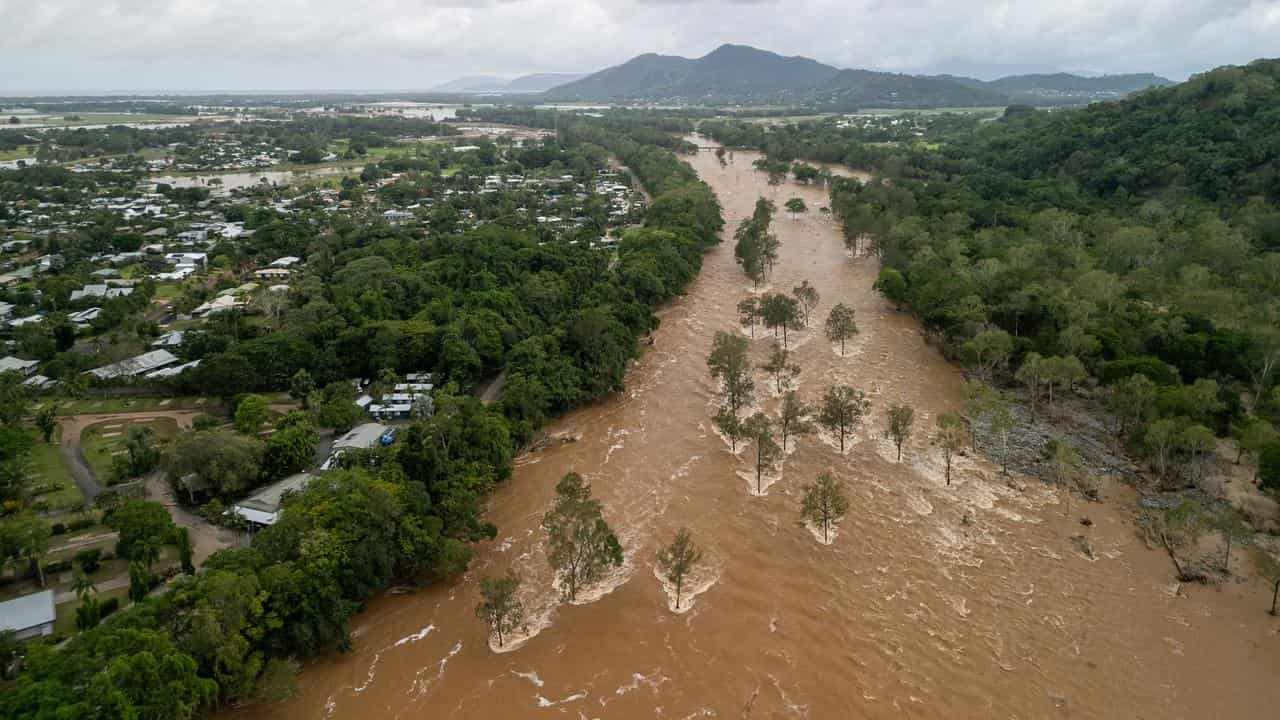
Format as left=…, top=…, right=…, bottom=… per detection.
left=1, top=0, right=1278, bottom=93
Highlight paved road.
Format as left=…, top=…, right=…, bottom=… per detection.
left=56, top=409, right=207, bottom=503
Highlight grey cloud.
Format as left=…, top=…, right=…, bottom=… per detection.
left=1, top=0, right=1277, bottom=91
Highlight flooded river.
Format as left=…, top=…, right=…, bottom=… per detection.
left=230, top=138, right=1280, bottom=719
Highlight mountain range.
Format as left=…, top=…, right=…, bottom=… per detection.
left=538, top=44, right=1173, bottom=108
left=431, top=72, right=588, bottom=94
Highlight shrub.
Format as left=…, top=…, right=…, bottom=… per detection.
left=1260, top=442, right=1280, bottom=492
left=43, top=560, right=72, bottom=575
left=1100, top=356, right=1179, bottom=386
left=99, top=596, right=120, bottom=617
left=193, top=414, right=221, bottom=431
left=50, top=523, right=67, bottom=535
left=74, top=548, right=102, bottom=574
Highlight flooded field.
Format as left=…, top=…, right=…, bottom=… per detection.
left=151, top=166, right=349, bottom=191
left=228, top=138, right=1280, bottom=719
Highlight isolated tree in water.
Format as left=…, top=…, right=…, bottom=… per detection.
left=801, top=472, right=849, bottom=544
left=883, top=403, right=915, bottom=462
left=784, top=197, right=807, bottom=219
left=760, top=342, right=800, bottom=393
left=824, top=303, right=858, bottom=355
left=792, top=279, right=820, bottom=326
left=476, top=573, right=525, bottom=648
left=818, top=385, right=871, bottom=453
left=737, top=296, right=762, bottom=338
left=707, top=331, right=755, bottom=416
left=779, top=390, right=815, bottom=451
left=742, top=412, right=782, bottom=494
left=933, top=413, right=967, bottom=486
left=656, top=527, right=703, bottom=611
left=760, top=293, right=803, bottom=350
left=714, top=406, right=745, bottom=452
left=542, top=473, right=624, bottom=602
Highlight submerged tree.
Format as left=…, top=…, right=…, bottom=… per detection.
left=818, top=385, right=871, bottom=453
left=760, top=293, right=803, bottom=350
left=801, top=472, right=849, bottom=544
left=760, top=342, right=800, bottom=393
left=784, top=197, right=807, bottom=219
left=793, top=279, right=820, bottom=326
left=656, top=527, right=703, bottom=611
left=883, top=403, right=915, bottom=462
left=742, top=412, right=782, bottom=494
left=476, top=573, right=525, bottom=648
left=542, top=473, right=624, bottom=602
left=779, top=391, right=815, bottom=451
left=707, top=331, right=755, bottom=416
left=824, top=303, right=858, bottom=355
left=933, top=413, right=967, bottom=486
left=737, top=296, right=762, bottom=339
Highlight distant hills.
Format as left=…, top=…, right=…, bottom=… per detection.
left=541, top=44, right=1173, bottom=108
left=431, top=72, right=588, bottom=94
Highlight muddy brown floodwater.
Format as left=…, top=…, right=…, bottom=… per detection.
left=230, top=136, right=1280, bottom=720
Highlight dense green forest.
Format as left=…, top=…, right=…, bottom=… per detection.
left=0, top=120, right=722, bottom=718
left=704, top=59, right=1280, bottom=487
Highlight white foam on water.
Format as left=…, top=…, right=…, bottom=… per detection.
left=653, top=562, right=720, bottom=614
left=512, top=670, right=545, bottom=687
left=804, top=518, right=839, bottom=545
left=614, top=670, right=670, bottom=696
left=737, top=467, right=783, bottom=497
left=536, top=691, right=588, bottom=707
left=392, top=624, right=436, bottom=648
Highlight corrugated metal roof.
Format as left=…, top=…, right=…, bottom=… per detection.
left=0, top=590, right=55, bottom=631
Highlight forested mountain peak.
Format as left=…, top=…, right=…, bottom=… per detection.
left=543, top=44, right=1167, bottom=108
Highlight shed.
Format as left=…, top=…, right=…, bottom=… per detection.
left=0, top=590, right=56, bottom=640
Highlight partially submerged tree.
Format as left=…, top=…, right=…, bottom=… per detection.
left=656, top=527, right=703, bottom=610
left=476, top=573, right=525, bottom=648
left=778, top=391, right=815, bottom=451
left=760, top=293, right=803, bottom=350
left=737, top=296, right=762, bottom=339
left=742, top=413, right=782, bottom=494
left=801, top=472, right=849, bottom=544
left=707, top=331, right=755, bottom=416
left=933, top=413, right=967, bottom=486
left=792, top=280, right=820, bottom=326
left=1042, top=436, right=1085, bottom=516
left=818, top=385, right=871, bottom=453
left=760, top=342, right=800, bottom=393
left=824, top=303, right=858, bottom=355
left=883, top=403, right=915, bottom=462
left=784, top=197, right=807, bottom=219
left=542, top=473, right=624, bottom=602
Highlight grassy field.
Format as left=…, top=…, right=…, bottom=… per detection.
left=53, top=585, right=131, bottom=635
left=80, top=417, right=180, bottom=483
left=28, top=433, right=83, bottom=510
left=53, top=396, right=218, bottom=416
left=11, top=113, right=197, bottom=128
left=0, top=144, right=36, bottom=161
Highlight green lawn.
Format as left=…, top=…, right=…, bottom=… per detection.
left=153, top=281, right=183, bottom=299
left=0, top=144, right=36, bottom=161
left=80, top=417, right=180, bottom=483
left=54, top=585, right=131, bottom=636
left=28, top=436, right=83, bottom=510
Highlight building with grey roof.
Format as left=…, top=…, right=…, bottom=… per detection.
left=0, top=590, right=55, bottom=640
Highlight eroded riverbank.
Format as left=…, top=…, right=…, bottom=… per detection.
left=228, top=137, right=1280, bottom=720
